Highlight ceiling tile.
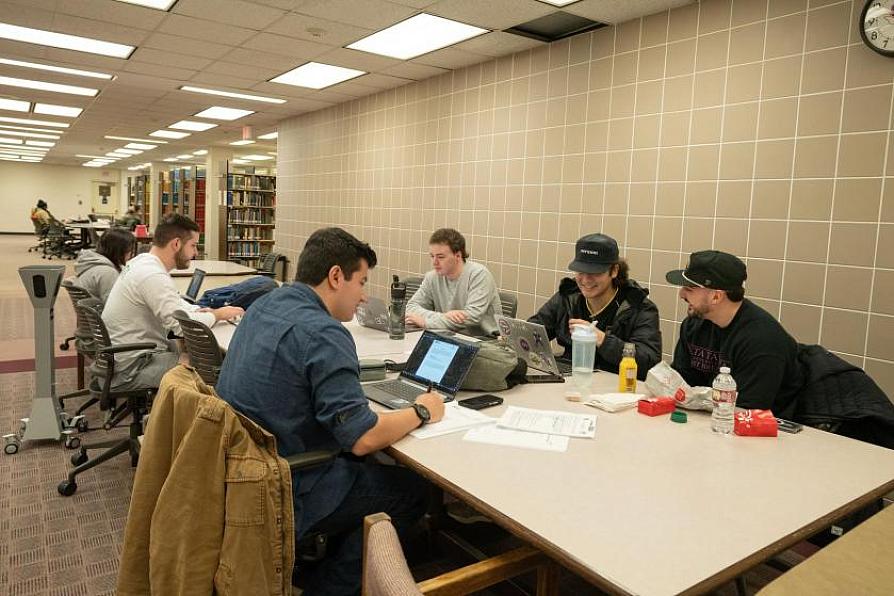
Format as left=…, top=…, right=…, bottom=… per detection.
left=131, top=48, right=213, bottom=71
left=141, top=33, right=235, bottom=60
left=123, top=61, right=197, bottom=82
left=564, top=0, right=694, bottom=25
left=313, top=47, right=403, bottom=72
left=427, top=0, right=555, bottom=30
left=264, top=13, right=374, bottom=47
left=241, top=32, right=333, bottom=59
left=380, top=61, right=448, bottom=81
left=54, top=0, right=168, bottom=30
left=173, top=0, right=287, bottom=31
left=414, top=46, right=490, bottom=70
left=457, top=31, right=545, bottom=57
left=291, top=0, right=417, bottom=30
left=352, top=72, right=414, bottom=90
left=158, top=14, right=257, bottom=45
left=189, top=70, right=267, bottom=91
left=46, top=13, right=150, bottom=46
left=221, top=48, right=305, bottom=70
left=203, top=59, right=281, bottom=80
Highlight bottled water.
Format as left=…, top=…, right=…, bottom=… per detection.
left=711, top=367, right=737, bottom=434
left=571, top=324, right=597, bottom=393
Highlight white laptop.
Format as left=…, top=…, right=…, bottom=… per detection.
left=495, top=315, right=572, bottom=378
left=356, top=297, right=423, bottom=333
left=364, top=331, right=480, bottom=410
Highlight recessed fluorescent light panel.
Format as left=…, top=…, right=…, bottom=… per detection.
left=193, top=149, right=208, bottom=155
left=258, top=131, right=278, bottom=140
left=537, top=0, right=582, bottom=5
left=242, top=154, right=273, bottom=161
left=163, top=157, right=178, bottom=162
left=124, top=142, right=156, bottom=150
left=176, top=154, right=193, bottom=159
left=113, top=0, right=178, bottom=9
left=179, top=85, right=285, bottom=104
left=0, top=116, right=68, bottom=128
left=229, top=140, right=254, bottom=146
left=193, top=106, right=254, bottom=121
left=116, top=148, right=142, bottom=154
left=0, top=137, right=23, bottom=144
left=149, top=129, right=191, bottom=139
left=33, top=103, right=83, bottom=117
left=0, top=22, right=135, bottom=59
left=270, top=62, right=365, bottom=90
left=169, top=120, right=217, bottom=131
left=0, top=130, right=59, bottom=139
left=347, top=13, right=488, bottom=60
left=0, top=57, right=113, bottom=80
left=0, top=124, right=66, bottom=134
left=0, top=75, right=98, bottom=97
left=25, top=140, right=54, bottom=147
left=106, top=135, right=167, bottom=144
left=0, top=98, right=30, bottom=112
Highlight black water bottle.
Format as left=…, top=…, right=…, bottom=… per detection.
left=389, top=275, right=407, bottom=340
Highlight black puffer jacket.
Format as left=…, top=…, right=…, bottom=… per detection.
left=528, top=278, right=661, bottom=380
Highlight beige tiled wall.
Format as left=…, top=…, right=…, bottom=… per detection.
left=276, top=0, right=894, bottom=397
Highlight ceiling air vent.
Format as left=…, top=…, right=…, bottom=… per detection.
left=505, top=11, right=605, bottom=43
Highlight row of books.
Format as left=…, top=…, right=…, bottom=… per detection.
left=226, top=191, right=276, bottom=208
left=226, top=225, right=274, bottom=240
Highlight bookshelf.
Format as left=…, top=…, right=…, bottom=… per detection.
left=127, top=173, right=151, bottom=224
left=225, top=169, right=276, bottom=267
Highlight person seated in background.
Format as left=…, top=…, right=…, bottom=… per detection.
left=30, top=199, right=51, bottom=229
left=405, top=227, right=502, bottom=337
left=101, top=214, right=243, bottom=391
left=119, top=205, right=143, bottom=230
left=216, top=227, right=440, bottom=595
left=528, top=233, right=661, bottom=379
left=74, top=227, right=135, bottom=302
left=665, top=250, right=804, bottom=417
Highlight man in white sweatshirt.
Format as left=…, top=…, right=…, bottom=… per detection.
left=101, top=214, right=243, bottom=390
left=405, top=228, right=502, bottom=337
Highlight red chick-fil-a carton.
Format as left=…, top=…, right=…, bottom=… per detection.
left=637, top=396, right=677, bottom=417
left=734, top=409, right=778, bottom=437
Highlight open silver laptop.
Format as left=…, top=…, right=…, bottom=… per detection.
left=356, top=296, right=423, bottom=333
left=364, top=331, right=480, bottom=410
left=495, top=315, right=572, bottom=377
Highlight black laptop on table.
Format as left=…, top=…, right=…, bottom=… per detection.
left=181, top=268, right=206, bottom=304
left=363, top=331, right=480, bottom=410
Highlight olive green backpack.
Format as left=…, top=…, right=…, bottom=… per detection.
left=460, top=340, right=527, bottom=392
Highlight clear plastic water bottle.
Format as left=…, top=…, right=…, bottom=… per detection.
left=388, top=275, right=406, bottom=340
left=711, top=366, right=737, bottom=434
left=571, top=323, right=597, bottom=393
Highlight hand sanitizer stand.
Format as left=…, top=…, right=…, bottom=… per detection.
left=4, top=266, right=68, bottom=454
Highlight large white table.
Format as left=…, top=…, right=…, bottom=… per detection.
left=211, top=317, right=894, bottom=595
left=172, top=260, right=257, bottom=277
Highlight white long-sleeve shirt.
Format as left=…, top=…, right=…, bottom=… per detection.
left=102, top=253, right=215, bottom=379
left=406, top=260, right=502, bottom=337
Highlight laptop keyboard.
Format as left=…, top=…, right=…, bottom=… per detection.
left=374, top=379, right=424, bottom=401
left=556, top=359, right=573, bottom=374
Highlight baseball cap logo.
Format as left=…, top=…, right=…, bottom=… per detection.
left=580, top=249, right=600, bottom=255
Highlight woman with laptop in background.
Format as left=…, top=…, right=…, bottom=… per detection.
left=73, top=227, right=135, bottom=302
left=528, top=233, right=661, bottom=380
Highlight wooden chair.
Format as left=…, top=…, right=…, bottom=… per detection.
left=362, top=512, right=559, bottom=596
left=498, top=290, right=518, bottom=319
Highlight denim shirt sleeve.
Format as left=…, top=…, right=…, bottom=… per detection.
left=304, top=326, right=378, bottom=451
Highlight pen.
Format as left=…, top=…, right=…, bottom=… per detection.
left=426, top=382, right=433, bottom=394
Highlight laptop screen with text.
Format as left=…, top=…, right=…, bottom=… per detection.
left=402, top=331, right=478, bottom=395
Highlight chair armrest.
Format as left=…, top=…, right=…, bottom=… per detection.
left=96, top=342, right=158, bottom=355
left=256, top=271, right=276, bottom=277
left=286, top=449, right=340, bottom=471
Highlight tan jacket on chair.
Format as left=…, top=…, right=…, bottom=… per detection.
left=117, top=365, right=294, bottom=596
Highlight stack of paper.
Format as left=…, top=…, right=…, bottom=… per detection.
left=584, top=392, right=645, bottom=412
left=496, top=406, right=597, bottom=438
left=409, top=402, right=493, bottom=439
left=464, top=425, right=569, bottom=452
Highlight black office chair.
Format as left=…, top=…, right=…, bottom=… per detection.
left=57, top=281, right=101, bottom=428
left=257, top=252, right=288, bottom=282
left=42, top=220, right=79, bottom=260
left=28, top=219, right=49, bottom=253
left=403, top=276, right=424, bottom=301
left=498, top=290, right=518, bottom=319
left=58, top=298, right=157, bottom=496
left=172, top=310, right=224, bottom=386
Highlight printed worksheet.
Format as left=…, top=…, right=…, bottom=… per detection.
left=496, top=406, right=597, bottom=438
left=463, top=425, right=569, bottom=452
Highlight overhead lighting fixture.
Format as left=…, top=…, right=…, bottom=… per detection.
left=106, top=135, right=167, bottom=144
left=33, top=103, right=83, bottom=117
left=257, top=131, right=278, bottom=140
left=0, top=75, right=98, bottom=97
left=536, top=0, right=582, bottom=5
left=0, top=22, right=135, bottom=59
left=0, top=57, right=113, bottom=80
left=76, top=154, right=110, bottom=159
left=229, top=140, right=254, bottom=146
left=0, top=136, right=22, bottom=144
left=175, top=154, right=193, bottom=159
left=232, top=159, right=250, bottom=165
left=113, top=0, right=178, bottom=10
left=0, top=115, right=68, bottom=128
left=194, top=106, right=254, bottom=121
left=242, top=154, right=273, bottom=161
left=106, top=152, right=130, bottom=157
left=193, top=149, right=208, bottom=155
left=25, top=140, right=54, bottom=147
left=267, top=151, right=277, bottom=156
left=169, top=120, right=217, bottom=132
left=124, top=142, right=156, bottom=150
left=347, top=13, right=488, bottom=60
left=0, top=124, right=66, bottom=134
left=0, top=98, right=30, bottom=112
left=0, top=129, right=59, bottom=139
left=163, top=157, right=178, bottom=162
left=149, top=129, right=191, bottom=139
left=270, top=62, right=365, bottom=90
left=179, top=85, right=285, bottom=105
left=116, top=148, right=142, bottom=154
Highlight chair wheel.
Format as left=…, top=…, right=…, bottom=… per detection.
left=64, top=436, right=80, bottom=449
left=57, top=480, right=77, bottom=496
left=4, top=441, right=19, bottom=455
left=71, top=449, right=88, bottom=466
left=76, top=418, right=89, bottom=433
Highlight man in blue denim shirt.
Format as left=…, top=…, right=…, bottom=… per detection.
left=216, top=228, right=444, bottom=596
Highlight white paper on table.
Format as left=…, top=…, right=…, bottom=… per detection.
left=409, top=402, right=494, bottom=439
left=496, top=406, right=597, bottom=438
left=583, top=393, right=645, bottom=412
left=463, top=425, right=569, bottom=452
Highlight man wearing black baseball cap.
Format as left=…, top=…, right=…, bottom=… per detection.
left=528, top=233, right=661, bottom=378
left=666, top=250, right=804, bottom=417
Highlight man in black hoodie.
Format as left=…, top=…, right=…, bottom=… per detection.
left=528, top=233, right=661, bottom=379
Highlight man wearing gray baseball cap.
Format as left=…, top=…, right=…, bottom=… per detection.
left=528, top=233, right=661, bottom=378
left=666, top=250, right=804, bottom=417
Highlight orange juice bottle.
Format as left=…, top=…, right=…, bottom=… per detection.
left=618, top=343, right=637, bottom=393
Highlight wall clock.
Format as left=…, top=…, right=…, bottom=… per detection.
left=860, top=1, right=894, bottom=57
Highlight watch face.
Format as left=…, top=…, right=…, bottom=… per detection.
left=861, top=1, right=894, bottom=57
left=414, top=403, right=430, bottom=423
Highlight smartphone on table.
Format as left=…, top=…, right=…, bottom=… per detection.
left=775, top=418, right=803, bottom=433
left=458, top=394, right=504, bottom=410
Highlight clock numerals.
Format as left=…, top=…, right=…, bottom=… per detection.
left=861, top=0, right=894, bottom=57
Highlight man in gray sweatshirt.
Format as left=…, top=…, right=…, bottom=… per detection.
left=406, top=228, right=502, bottom=337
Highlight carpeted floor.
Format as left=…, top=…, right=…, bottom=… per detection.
left=0, top=234, right=807, bottom=595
